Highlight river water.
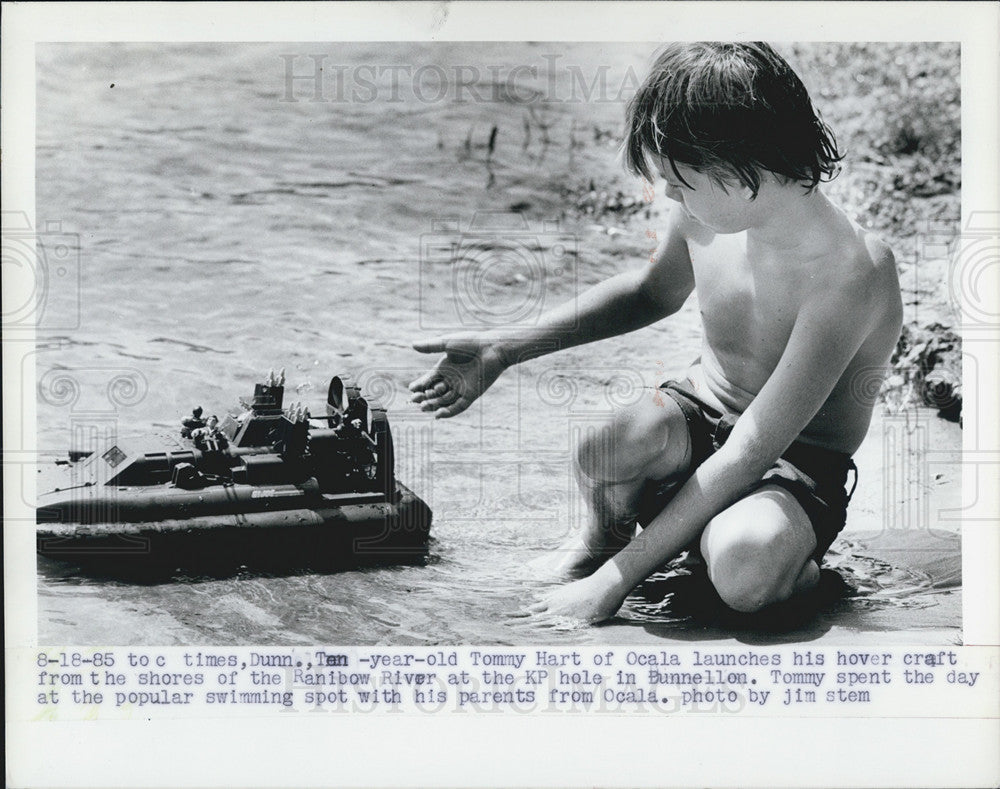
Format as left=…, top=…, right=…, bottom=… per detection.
left=33, top=43, right=959, bottom=646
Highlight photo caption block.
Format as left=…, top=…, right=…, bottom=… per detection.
left=17, top=645, right=997, bottom=720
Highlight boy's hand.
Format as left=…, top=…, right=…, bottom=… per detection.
left=409, top=335, right=510, bottom=418
left=527, top=572, right=625, bottom=625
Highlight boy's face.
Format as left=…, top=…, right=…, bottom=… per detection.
left=653, top=157, right=754, bottom=234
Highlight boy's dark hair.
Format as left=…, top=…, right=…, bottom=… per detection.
left=623, top=42, right=842, bottom=197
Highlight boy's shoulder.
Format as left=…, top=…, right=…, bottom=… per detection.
left=807, top=207, right=903, bottom=335
left=822, top=208, right=897, bottom=288
left=858, top=225, right=895, bottom=271
left=826, top=199, right=894, bottom=265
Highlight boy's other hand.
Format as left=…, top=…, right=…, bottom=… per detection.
left=527, top=573, right=625, bottom=625
left=408, top=335, right=509, bottom=418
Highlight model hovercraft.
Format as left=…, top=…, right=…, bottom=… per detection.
left=36, top=371, right=432, bottom=581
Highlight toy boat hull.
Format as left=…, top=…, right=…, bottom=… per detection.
left=37, top=481, right=431, bottom=581
left=36, top=373, right=432, bottom=581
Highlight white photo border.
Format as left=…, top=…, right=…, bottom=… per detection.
left=4, top=2, right=998, bottom=787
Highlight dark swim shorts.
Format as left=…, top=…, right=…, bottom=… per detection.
left=635, top=379, right=858, bottom=564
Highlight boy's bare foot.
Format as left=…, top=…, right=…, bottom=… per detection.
left=526, top=538, right=597, bottom=579
left=527, top=534, right=629, bottom=580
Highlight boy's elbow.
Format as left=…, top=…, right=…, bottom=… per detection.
left=636, top=281, right=684, bottom=321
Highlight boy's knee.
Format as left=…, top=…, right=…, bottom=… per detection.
left=575, top=395, right=687, bottom=483
left=703, top=507, right=812, bottom=613
left=710, top=553, right=796, bottom=612
left=707, top=539, right=786, bottom=612
left=712, top=569, right=789, bottom=613
left=575, top=410, right=642, bottom=483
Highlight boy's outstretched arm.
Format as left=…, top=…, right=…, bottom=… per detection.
left=409, top=205, right=696, bottom=418
left=530, top=270, right=882, bottom=623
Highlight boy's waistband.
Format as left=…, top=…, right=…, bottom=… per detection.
left=659, top=378, right=855, bottom=470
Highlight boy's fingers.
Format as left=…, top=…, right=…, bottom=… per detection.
left=412, top=339, right=448, bottom=354
left=531, top=613, right=569, bottom=629
left=419, top=388, right=455, bottom=409
left=434, top=399, right=470, bottom=419
left=543, top=616, right=584, bottom=631
left=412, top=385, right=452, bottom=405
left=422, top=395, right=461, bottom=414
left=408, top=359, right=466, bottom=394
left=424, top=389, right=460, bottom=408
left=407, top=370, right=441, bottom=392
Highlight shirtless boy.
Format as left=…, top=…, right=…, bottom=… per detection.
left=409, top=43, right=903, bottom=623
